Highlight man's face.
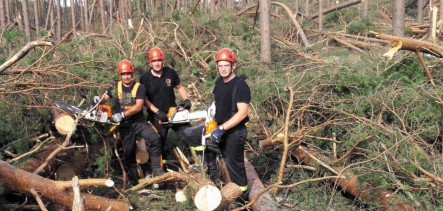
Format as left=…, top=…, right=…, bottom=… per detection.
left=120, top=73, right=133, bottom=85
left=150, top=59, right=163, bottom=72
left=217, top=61, right=235, bottom=78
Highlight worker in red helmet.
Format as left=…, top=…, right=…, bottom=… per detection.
left=141, top=47, right=198, bottom=170
left=182, top=48, right=251, bottom=200
left=93, top=59, right=164, bottom=188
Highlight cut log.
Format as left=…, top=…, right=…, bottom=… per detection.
left=215, top=182, right=242, bottom=211
left=245, top=159, right=278, bottom=211
left=52, top=108, right=75, bottom=135
left=292, top=146, right=413, bottom=211
left=0, top=161, right=130, bottom=211
left=332, top=36, right=364, bottom=53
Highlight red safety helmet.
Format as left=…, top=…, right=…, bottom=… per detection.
left=215, top=48, right=236, bottom=63
left=148, top=47, right=165, bottom=62
left=117, top=59, right=134, bottom=74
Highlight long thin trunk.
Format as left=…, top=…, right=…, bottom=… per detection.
left=0, top=0, right=5, bottom=29
left=70, top=0, right=76, bottom=35
left=319, top=0, right=323, bottom=31
left=33, top=0, right=39, bottom=35
left=84, top=0, right=89, bottom=31
left=392, top=0, right=405, bottom=36
left=440, top=0, right=443, bottom=22
left=362, top=0, right=369, bottom=18
left=109, top=0, right=113, bottom=25
left=22, top=0, right=32, bottom=41
left=259, top=0, right=271, bottom=63
left=56, top=0, right=62, bottom=40
left=44, top=0, right=53, bottom=30
left=417, top=0, right=424, bottom=22
left=100, top=0, right=107, bottom=33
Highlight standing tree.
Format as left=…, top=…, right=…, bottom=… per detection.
left=56, top=0, right=62, bottom=40
left=70, top=0, right=76, bottom=35
left=259, top=0, right=271, bottom=63
left=83, top=0, right=89, bottom=31
left=392, top=0, right=405, bottom=36
left=44, top=0, right=54, bottom=31
left=319, top=0, right=323, bottom=31
left=440, top=0, right=443, bottom=22
left=417, top=0, right=424, bottom=22
left=100, top=0, right=107, bottom=33
left=0, top=0, right=5, bottom=30
left=362, top=0, right=369, bottom=18
left=22, top=0, right=32, bottom=41
left=33, top=0, right=39, bottom=34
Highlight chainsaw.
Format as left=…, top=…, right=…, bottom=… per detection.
left=160, top=102, right=216, bottom=126
left=54, top=101, right=119, bottom=125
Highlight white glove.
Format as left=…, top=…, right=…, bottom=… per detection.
left=112, top=112, right=125, bottom=123
left=93, top=96, right=101, bottom=104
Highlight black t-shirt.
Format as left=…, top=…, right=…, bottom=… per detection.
left=140, top=67, right=181, bottom=115
left=106, top=81, right=146, bottom=122
left=213, top=75, right=251, bottom=125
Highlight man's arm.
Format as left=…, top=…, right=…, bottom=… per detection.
left=219, top=102, right=248, bottom=130
left=176, top=83, right=189, bottom=100
left=145, top=98, right=160, bottom=113
left=123, top=99, right=144, bottom=117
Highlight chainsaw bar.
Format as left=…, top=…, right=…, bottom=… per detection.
left=54, top=101, right=87, bottom=115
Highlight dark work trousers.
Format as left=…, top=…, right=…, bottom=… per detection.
left=118, top=120, right=162, bottom=184
left=148, top=114, right=191, bottom=161
left=183, top=124, right=248, bottom=188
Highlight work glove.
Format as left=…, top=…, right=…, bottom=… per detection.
left=112, top=112, right=125, bottom=123
left=155, top=110, right=169, bottom=122
left=210, top=127, right=224, bottom=144
left=92, top=96, right=101, bottom=105
left=178, top=99, right=192, bottom=110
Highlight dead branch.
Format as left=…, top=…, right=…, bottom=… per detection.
left=33, top=115, right=79, bottom=174
left=0, top=40, right=53, bottom=74
left=0, top=161, right=130, bottom=211
left=332, top=36, right=364, bottom=53
left=30, top=188, right=48, bottom=211
left=271, top=2, right=310, bottom=47
left=274, top=86, right=294, bottom=194
left=72, top=176, right=85, bottom=211
left=332, top=135, right=373, bottom=164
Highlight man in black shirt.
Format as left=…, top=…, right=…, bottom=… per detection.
left=94, top=59, right=163, bottom=187
left=183, top=48, right=251, bottom=197
left=140, top=47, right=202, bottom=168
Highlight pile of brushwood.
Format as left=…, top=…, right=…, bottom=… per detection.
left=1, top=3, right=443, bottom=211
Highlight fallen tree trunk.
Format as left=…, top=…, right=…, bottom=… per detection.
left=245, top=159, right=278, bottom=211
left=215, top=182, right=242, bottom=211
left=0, top=161, right=130, bottom=211
left=292, top=146, right=414, bottom=211
left=370, top=31, right=443, bottom=58
left=271, top=2, right=310, bottom=47
left=308, top=0, right=363, bottom=21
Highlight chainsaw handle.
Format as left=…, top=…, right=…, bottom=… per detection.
left=109, top=125, right=118, bottom=133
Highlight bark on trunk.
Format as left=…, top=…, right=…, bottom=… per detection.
left=215, top=182, right=242, bottom=211
left=371, top=31, right=443, bottom=58
left=245, top=159, right=278, bottom=211
left=0, top=161, right=130, bottom=211
left=22, top=0, right=32, bottom=41
left=308, top=0, right=363, bottom=20
left=259, top=0, right=271, bottom=62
